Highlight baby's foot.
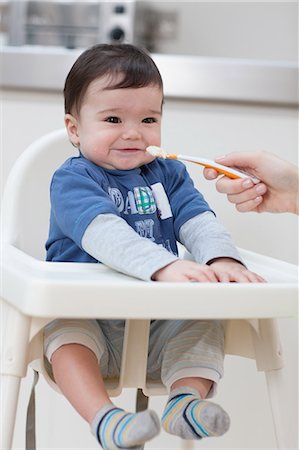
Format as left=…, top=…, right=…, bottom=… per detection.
left=91, top=404, right=160, bottom=449
left=162, top=386, right=230, bottom=440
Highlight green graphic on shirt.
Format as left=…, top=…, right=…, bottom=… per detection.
left=134, top=186, right=156, bottom=214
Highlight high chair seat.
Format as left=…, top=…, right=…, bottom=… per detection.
left=1, top=129, right=297, bottom=450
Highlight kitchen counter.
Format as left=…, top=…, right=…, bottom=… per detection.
left=0, top=46, right=298, bottom=105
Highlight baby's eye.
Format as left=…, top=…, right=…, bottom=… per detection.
left=142, top=117, right=157, bottom=124
left=105, top=116, right=121, bottom=123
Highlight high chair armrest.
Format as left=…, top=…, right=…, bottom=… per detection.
left=1, top=244, right=297, bottom=320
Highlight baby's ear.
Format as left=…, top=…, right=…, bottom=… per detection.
left=65, top=114, right=80, bottom=147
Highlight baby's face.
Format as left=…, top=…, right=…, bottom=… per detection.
left=65, top=75, right=163, bottom=170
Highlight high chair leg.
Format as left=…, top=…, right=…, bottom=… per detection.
left=119, top=319, right=151, bottom=388
left=250, top=319, right=293, bottom=449
left=180, top=441, right=195, bottom=450
left=26, top=370, right=39, bottom=450
left=136, top=390, right=147, bottom=450
left=0, top=375, right=22, bottom=450
left=0, top=299, right=31, bottom=450
left=265, top=368, right=297, bottom=449
left=136, top=388, right=149, bottom=412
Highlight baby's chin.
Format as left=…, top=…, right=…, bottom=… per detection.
left=121, top=155, right=156, bottom=170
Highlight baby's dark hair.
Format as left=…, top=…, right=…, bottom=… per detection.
left=64, top=43, right=163, bottom=116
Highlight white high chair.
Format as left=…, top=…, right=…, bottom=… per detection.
left=0, top=129, right=297, bottom=450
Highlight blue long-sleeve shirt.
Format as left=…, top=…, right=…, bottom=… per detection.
left=46, top=154, right=213, bottom=263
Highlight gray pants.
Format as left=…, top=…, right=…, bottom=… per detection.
left=44, top=319, right=224, bottom=396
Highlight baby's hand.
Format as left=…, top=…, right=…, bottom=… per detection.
left=209, top=258, right=266, bottom=283
left=152, top=260, right=218, bottom=282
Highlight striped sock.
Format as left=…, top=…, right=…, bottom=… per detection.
left=162, top=386, right=230, bottom=440
left=91, top=404, right=160, bottom=450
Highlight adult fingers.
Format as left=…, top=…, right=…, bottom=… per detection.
left=215, top=176, right=253, bottom=195
left=234, top=197, right=264, bottom=213
left=226, top=183, right=266, bottom=203
left=226, top=185, right=267, bottom=212
left=215, top=152, right=259, bottom=172
left=203, top=167, right=219, bottom=180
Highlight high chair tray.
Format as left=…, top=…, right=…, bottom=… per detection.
left=2, top=245, right=297, bottom=320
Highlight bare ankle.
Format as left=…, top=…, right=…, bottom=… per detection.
left=171, top=377, right=213, bottom=399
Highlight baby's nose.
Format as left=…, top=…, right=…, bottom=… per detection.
left=122, top=127, right=142, bottom=140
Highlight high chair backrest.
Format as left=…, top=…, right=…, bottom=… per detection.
left=2, top=129, right=75, bottom=260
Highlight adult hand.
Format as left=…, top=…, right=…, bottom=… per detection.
left=203, top=151, right=298, bottom=214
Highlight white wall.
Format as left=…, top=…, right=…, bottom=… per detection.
left=138, top=1, right=298, bottom=61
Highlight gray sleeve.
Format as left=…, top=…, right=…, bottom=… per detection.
left=81, top=214, right=178, bottom=281
left=179, top=211, right=243, bottom=265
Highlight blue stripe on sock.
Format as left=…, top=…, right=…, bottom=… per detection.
left=182, top=399, right=204, bottom=439
left=190, top=402, right=209, bottom=437
left=101, top=409, right=122, bottom=450
left=114, top=413, right=134, bottom=447
left=162, top=394, right=192, bottom=421
left=96, top=407, right=121, bottom=448
left=169, top=393, right=192, bottom=402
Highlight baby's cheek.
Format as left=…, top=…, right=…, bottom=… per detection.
left=144, top=154, right=156, bottom=165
